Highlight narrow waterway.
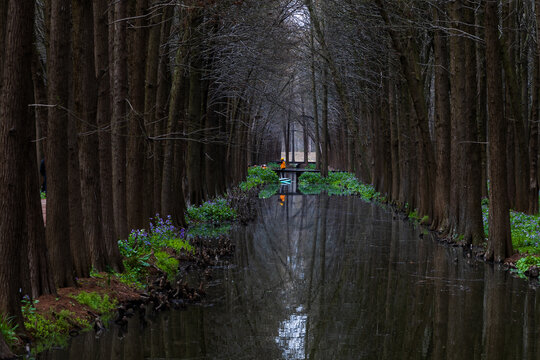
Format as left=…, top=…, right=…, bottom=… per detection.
left=39, top=195, right=540, bottom=359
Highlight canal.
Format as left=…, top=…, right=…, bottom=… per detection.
left=39, top=195, right=540, bottom=359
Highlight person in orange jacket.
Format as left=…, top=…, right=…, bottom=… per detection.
left=280, top=158, right=286, bottom=169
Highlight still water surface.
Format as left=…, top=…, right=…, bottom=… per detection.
left=39, top=195, right=540, bottom=359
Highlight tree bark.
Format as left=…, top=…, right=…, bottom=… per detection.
left=485, top=0, right=513, bottom=262
left=432, top=3, right=451, bottom=232
left=112, top=0, right=129, bottom=239
left=126, top=0, right=148, bottom=230
left=73, top=0, right=109, bottom=272
left=27, top=90, right=55, bottom=299
left=94, top=0, right=123, bottom=271
left=46, top=0, right=75, bottom=287
left=0, top=0, right=35, bottom=319
left=143, top=0, right=162, bottom=218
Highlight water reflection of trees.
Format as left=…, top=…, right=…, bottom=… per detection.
left=39, top=196, right=540, bottom=359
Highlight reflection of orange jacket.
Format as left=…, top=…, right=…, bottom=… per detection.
left=280, top=161, right=286, bottom=169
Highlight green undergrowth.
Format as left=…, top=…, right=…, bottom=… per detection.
left=298, top=172, right=383, bottom=201
left=185, top=198, right=237, bottom=225
left=481, top=199, right=540, bottom=278
left=481, top=201, right=540, bottom=255
left=69, top=292, right=117, bottom=315
left=239, top=166, right=279, bottom=191
left=21, top=296, right=90, bottom=353
left=117, top=215, right=193, bottom=287
left=0, top=315, right=18, bottom=347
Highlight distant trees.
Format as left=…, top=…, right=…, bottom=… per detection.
left=299, top=0, right=540, bottom=260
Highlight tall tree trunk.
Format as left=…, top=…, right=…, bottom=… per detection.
left=463, top=2, right=484, bottom=245
left=485, top=0, right=513, bottom=262
left=161, top=12, right=187, bottom=222
left=310, top=25, right=321, bottom=170
left=143, top=0, right=162, bottom=218
left=112, top=0, right=129, bottom=239
left=27, top=87, right=55, bottom=299
left=321, top=66, right=329, bottom=177
left=432, top=3, right=451, bottom=232
left=530, top=0, right=540, bottom=214
left=67, top=95, right=88, bottom=278
left=389, top=78, right=400, bottom=202
left=46, top=0, right=75, bottom=287
left=94, top=0, right=123, bottom=271
left=448, top=0, right=465, bottom=237
left=476, top=4, right=488, bottom=199
left=0, top=0, right=35, bottom=320
left=153, top=5, right=173, bottom=214
left=126, top=0, right=148, bottom=230
left=186, top=12, right=204, bottom=205
left=73, top=0, right=109, bottom=272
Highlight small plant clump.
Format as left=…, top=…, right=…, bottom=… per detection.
left=0, top=315, right=18, bottom=347
left=117, top=215, right=193, bottom=287
left=239, top=166, right=279, bottom=191
left=185, top=198, right=237, bottom=225
left=21, top=296, right=89, bottom=351
left=514, top=256, right=540, bottom=278
left=298, top=171, right=383, bottom=201
left=69, top=292, right=117, bottom=314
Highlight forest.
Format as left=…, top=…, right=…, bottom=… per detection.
left=1, top=0, right=540, bottom=356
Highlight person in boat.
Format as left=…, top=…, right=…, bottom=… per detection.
left=280, top=158, right=286, bottom=170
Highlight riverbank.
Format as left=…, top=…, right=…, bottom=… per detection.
left=297, top=171, right=540, bottom=281
left=2, top=184, right=266, bottom=358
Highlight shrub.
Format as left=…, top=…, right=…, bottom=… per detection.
left=298, top=171, right=381, bottom=201
left=298, top=172, right=325, bottom=185
left=239, top=166, right=279, bottom=191
left=185, top=198, right=237, bottom=225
